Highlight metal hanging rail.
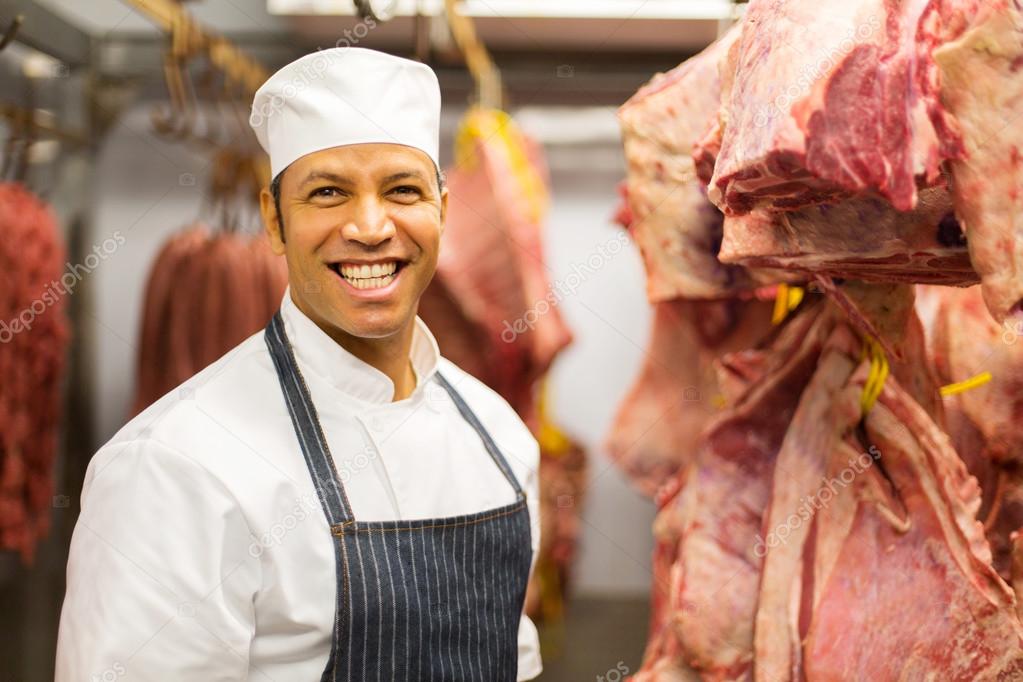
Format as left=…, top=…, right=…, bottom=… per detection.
left=0, top=103, right=90, bottom=147
left=119, top=0, right=269, bottom=97
left=0, top=0, right=91, bottom=66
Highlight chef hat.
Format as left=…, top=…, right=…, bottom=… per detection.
left=249, top=47, right=441, bottom=180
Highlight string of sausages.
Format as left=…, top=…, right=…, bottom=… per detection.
left=0, top=182, right=69, bottom=562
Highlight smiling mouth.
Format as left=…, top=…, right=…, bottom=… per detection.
left=328, top=259, right=407, bottom=290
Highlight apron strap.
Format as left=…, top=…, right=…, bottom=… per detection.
left=265, top=309, right=527, bottom=526
left=433, top=372, right=525, bottom=498
left=265, top=311, right=355, bottom=525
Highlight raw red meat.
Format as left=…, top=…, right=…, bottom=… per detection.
left=801, top=370, right=1023, bottom=681
left=425, top=117, right=572, bottom=415
left=709, top=0, right=949, bottom=214
left=634, top=301, right=834, bottom=680
left=605, top=297, right=774, bottom=497
left=618, top=24, right=761, bottom=301
left=633, top=285, right=1023, bottom=681
left=0, top=182, right=69, bottom=562
left=921, top=284, right=1023, bottom=580
left=927, top=285, right=1023, bottom=465
left=719, top=185, right=976, bottom=286
left=933, top=0, right=1023, bottom=323
left=752, top=323, right=862, bottom=681
left=699, top=0, right=1022, bottom=323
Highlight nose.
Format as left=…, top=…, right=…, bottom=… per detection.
left=340, top=195, right=396, bottom=246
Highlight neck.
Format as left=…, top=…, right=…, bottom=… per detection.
left=333, top=327, right=417, bottom=402
left=292, top=298, right=418, bottom=402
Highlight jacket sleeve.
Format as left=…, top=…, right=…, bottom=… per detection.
left=56, top=438, right=260, bottom=681
left=516, top=437, right=543, bottom=681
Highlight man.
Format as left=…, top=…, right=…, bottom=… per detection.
left=56, top=47, right=542, bottom=681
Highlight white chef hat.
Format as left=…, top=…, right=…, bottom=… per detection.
left=249, top=47, right=441, bottom=180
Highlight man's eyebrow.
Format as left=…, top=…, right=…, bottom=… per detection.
left=298, top=170, right=427, bottom=187
left=381, top=171, right=426, bottom=184
left=298, top=170, right=354, bottom=187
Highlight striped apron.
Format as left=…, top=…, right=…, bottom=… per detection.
left=264, top=312, right=533, bottom=682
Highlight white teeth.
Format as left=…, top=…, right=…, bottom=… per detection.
left=344, top=272, right=396, bottom=290
left=339, top=261, right=398, bottom=280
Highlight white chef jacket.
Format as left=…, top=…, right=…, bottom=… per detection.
left=56, top=287, right=543, bottom=681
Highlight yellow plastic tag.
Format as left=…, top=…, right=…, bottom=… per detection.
left=454, top=107, right=548, bottom=223
left=536, top=377, right=571, bottom=457
left=859, top=336, right=889, bottom=415
left=772, top=284, right=805, bottom=325
left=939, top=371, right=993, bottom=397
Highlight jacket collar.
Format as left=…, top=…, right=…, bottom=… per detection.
left=279, top=286, right=440, bottom=404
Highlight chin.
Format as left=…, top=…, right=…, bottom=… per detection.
left=331, top=308, right=411, bottom=340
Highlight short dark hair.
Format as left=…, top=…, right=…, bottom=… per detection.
left=270, top=171, right=284, bottom=231
left=269, top=165, right=444, bottom=242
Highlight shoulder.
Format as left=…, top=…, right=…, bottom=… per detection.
left=91, top=330, right=282, bottom=487
left=435, top=358, right=539, bottom=469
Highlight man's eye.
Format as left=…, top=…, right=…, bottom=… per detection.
left=390, top=185, right=422, bottom=198
left=310, top=187, right=342, bottom=198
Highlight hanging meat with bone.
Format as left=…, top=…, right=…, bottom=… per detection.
left=605, top=297, right=775, bottom=497
left=634, top=286, right=1023, bottom=680
left=617, top=23, right=759, bottom=301
left=619, top=0, right=1023, bottom=676
left=420, top=109, right=572, bottom=417
left=703, top=0, right=1023, bottom=323
left=612, top=26, right=784, bottom=497
left=918, top=284, right=1023, bottom=585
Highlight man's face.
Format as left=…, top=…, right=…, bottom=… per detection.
left=259, top=143, right=446, bottom=341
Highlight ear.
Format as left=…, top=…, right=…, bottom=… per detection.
left=439, top=186, right=448, bottom=237
left=259, top=186, right=286, bottom=255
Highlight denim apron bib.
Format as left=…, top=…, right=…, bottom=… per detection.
left=264, top=311, right=532, bottom=681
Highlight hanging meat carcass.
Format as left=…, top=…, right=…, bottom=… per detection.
left=918, top=284, right=1023, bottom=581
left=704, top=0, right=1023, bottom=323
left=635, top=285, right=1023, bottom=681
left=606, top=297, right=775, bottom=497
left=933, top=0, right=1023, bottom=324
left=0, top=182, right=70, bottom=562
left=420, top=108, right=572, bottom=417
left=718, top=184, right=975, bottom=286
left=617, top=24, right=764, bottom=302
left=132, top=226, right=287, bottom=414
left=621, top=0, right=1023, bottom=675
left=798, top=367, right=1023, bottom=680
left=707, top=0, right=948, bottom=214
left=612, top=25, right=783, bottom=497
left=634, top=301, right=834, bottom=681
